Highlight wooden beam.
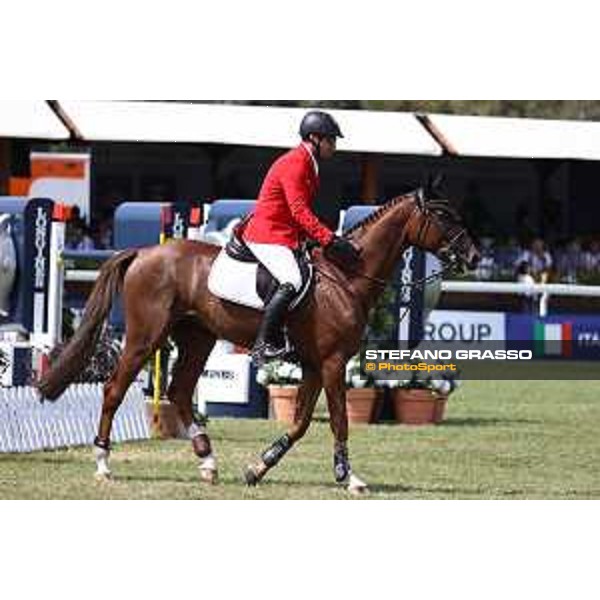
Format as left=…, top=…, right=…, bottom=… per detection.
left=360, top=154, right=379, bottom=204
left=416, top=114, right=459, bottom=156
left=46, top=100, right=84, bottom=140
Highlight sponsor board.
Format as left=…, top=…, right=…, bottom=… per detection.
left=507, top=314, right=600, bottom=360
left=424, top=310, right=506, bottom=345
left=196, top=353, right=252, bottom=407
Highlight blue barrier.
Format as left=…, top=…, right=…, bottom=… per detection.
left=114, top=203, right=163, bottom=249
left=204, top=199, right=256, bottom=232
left=342, top=205, right=377, bottom=231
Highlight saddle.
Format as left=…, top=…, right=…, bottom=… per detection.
left=207, top=221, right=314, bottom=311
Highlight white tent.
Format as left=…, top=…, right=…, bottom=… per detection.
left=427, top=113, right=600, bottom=160
left=0, top=101, right=69, bottom=139
left=56, top=101, right=442, bottom=156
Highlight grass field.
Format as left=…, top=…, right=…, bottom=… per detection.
left=1, top=379, right=599, bottom=499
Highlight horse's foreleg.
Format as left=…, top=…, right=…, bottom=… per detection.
left=244, top=366, right=321, bottom=486
left=169, top=320, right=217, bottom=484
left=323, top=357, right=369, bottom=495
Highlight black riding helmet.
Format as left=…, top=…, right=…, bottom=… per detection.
left=299, top=111, right=344, bottom=140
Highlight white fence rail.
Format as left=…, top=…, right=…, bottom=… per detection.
left=441, top=281, right=600, bottom=317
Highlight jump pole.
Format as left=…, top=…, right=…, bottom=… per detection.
left=152, top=206, right=170, bottom=435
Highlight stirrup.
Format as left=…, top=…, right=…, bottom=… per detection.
left=252, top=336, right=293, bottom=366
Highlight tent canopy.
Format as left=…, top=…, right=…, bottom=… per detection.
left=0, top=101, right=69, bottom=139
left=56, top=101, right=442, bottom=156
left=428, top=113, right=600, bottom=160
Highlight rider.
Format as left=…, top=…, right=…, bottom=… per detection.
left=242, top=110, right=361, bottom=363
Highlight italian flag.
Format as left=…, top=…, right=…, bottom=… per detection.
left=534, top=322, right=572, bottom=357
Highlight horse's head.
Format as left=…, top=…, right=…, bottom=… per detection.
left=408, top=188, right=480, bottom=274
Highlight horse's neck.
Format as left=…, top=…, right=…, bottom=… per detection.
left=346, top=198, right=416, bottom=311
left=356, top=199, right=414, bottom=280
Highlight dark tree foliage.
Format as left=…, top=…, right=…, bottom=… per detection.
left=209, top=100, right=600, bottom=121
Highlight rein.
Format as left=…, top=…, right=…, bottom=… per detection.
left=333, top=202, right=459, bottom=293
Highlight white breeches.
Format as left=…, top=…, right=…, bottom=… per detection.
left=246, top=243, right=302, bottom=292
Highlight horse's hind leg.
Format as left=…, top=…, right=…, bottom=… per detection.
left=168, top=318, right=217, bottom=484
left=94, top=304, right=171, bottom=481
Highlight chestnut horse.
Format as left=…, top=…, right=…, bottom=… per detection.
left=38, top=189, right=479, bottom=493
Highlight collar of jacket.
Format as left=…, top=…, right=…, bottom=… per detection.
left=300, top=142, right=319, bottom=177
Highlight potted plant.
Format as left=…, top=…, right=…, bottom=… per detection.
left=344, top=355, right=381, bottom=424
left=386, top=371, right=460, bottom=425
left=256, top=360, right=303, bottom=424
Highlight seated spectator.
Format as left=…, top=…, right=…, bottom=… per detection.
left=495, top=237, right=523, bottom=279
left=92, top=215, right=113, bottom=249
left=516, top=260, right=535, bottom=285
left=582, top=239, right=600, bottom=274
left=556, top=239, right=584, bottom=284
left=515, top=238, right=552, bottom=282
left=474, top=237, right=496, bottom=280
left=66, top=210, right=95, bottom=251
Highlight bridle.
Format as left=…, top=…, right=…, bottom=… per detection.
left=336, top=195, right=469, bottom=292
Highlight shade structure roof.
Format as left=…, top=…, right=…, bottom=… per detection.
left=56, top=101, right=443, bottom=155
left=0, top=101, right=69, bottom=139
left=427, top=113, right=600, bottom=160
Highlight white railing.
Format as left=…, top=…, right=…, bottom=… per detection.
left=65, top=269, right=600, bottom=318
left=441, top=281, right=600, bottom=317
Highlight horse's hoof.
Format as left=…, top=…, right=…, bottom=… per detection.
left=244, top=466, right=260, bottom=487
left=199, top=468, right=218, bottom=485
left=348, top=474, right=369, bottom=496
left=349, top=484, right=369, bottom=496
left=94, top=471, right=112, bottom=483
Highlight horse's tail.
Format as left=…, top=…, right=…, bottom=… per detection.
left=37, top=249, right=139, bottom=401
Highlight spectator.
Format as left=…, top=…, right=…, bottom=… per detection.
left=65, top=209, right=95, bottom=251
left=474, top=237, right=495, bottom=280
left=516, top=260, right=535, bottom=285
left=92, top=215, right=113, bottom=249
left=515, top=238, right=552, bottom=282
left=556, top=239, right=584, bottom=284
left=516, top=260, right=536, bottom=313
left=495, top=236, right=523, bottom=279
left=582, top=239, right=600, bottom=274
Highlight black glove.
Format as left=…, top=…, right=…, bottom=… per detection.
left=325, top=236, right=361, bottom=270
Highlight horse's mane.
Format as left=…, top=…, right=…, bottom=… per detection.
left=343, top=189, right=462, bottom=239
left=343, top=191, right=416, bottom=238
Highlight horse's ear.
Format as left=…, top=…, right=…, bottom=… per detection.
left=416, top=188, right=426, bottom=211
left=425, top=173, right=445, bottom=199
left=432, top=173, right=444, bottom=194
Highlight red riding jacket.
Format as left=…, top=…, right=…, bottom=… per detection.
left=242, top=144, right=335, bottom=250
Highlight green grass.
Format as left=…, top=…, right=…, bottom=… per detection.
left=1, top=380, right=600, bottom=499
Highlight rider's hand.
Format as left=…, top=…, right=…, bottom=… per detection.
left=324, top=236, right=361, bottom=270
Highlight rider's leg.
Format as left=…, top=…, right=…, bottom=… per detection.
left=246, top=243, right=302, bottom=361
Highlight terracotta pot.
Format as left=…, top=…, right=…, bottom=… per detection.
left=145, top=399, right=187, bottom=439
left=433, top=394, right=448, bottom=424
left=392, top=389, right=448, bottom=426
left=268, top=386, right=300, bottom=424
left=345, top=388, right=380, bottom=424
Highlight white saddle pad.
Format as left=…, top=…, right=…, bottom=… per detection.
left=208, top=249, right=312, bottom=311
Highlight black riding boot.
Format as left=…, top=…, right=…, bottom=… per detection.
left=252, top=283, right=296, bottom=365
